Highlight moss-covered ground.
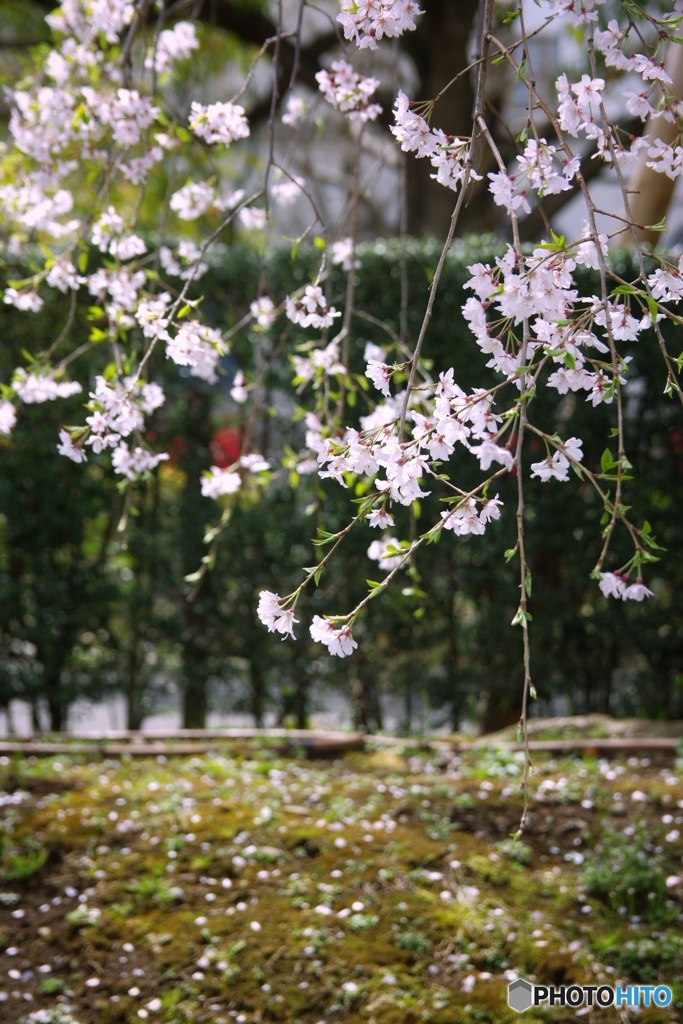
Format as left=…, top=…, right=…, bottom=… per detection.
left=0, top=743, right=681, bottom=1024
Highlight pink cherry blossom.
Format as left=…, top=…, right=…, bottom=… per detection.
left=310, top=616, right=358, bottom=657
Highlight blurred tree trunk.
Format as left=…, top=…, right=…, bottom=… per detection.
left=349, top=670, right=384, bottom=733
left=125, top=643, right=145, bottom=731
left=614, top=34, right=683, bottom=249
left=46, top=680, right=65, bottom=732
left=249, top=659, right=266, bottom=728
left=404, top=0, right=486, bottom=237
left=179, top=389, right=214, bottom=730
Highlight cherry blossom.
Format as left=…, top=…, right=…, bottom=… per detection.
left=530, top=452, right=571, bottom=483
left=170, top=182, right=216, bottom=221
left=201, top=467, right=241, bottom=499
left=309, top=616, right=358, bottom=657
left=316, top=60, right=382, bottom=123
left=57, top=428, right=87, bottom=463
left=285, top=285, right=341, bottom=330
left=148, top=22, right=199, bottom=75
left=282, top=95, right=307, bottom=127
left=166, top=323, right=226, bottom=383
left=366, top=359, right=393, bottom=397
left=257, top=591, right=298, bottom=638
left=366, top=507, right=395, bottom=530
left=367, top=536, right=404, bottom=571
left=12, top=370, right=82, bottom=404
left=598, top=571, right=626, bottom=599
left=0, top=400, right=17, bottom=436
left=112, top=444, right=170, bottom=480
left=189, top=101, right=250, bottom=147
left=623, top=579, right=654, bottom=602
left=331, top=238, right=360, bottom=271
left=337, top=0, right=423, bottom=50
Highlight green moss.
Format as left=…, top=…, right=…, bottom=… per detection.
left=465, top=853, right=513, bottom=886
left=2, top=751, right=682, bottom=1023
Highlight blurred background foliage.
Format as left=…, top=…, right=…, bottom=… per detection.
left=1, top=238, right=682, bottom=733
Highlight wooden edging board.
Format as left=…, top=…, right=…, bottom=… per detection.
left=0, top=732, right=678, bottom=757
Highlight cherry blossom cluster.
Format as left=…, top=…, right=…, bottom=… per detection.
left=189, top=101, right=250, bottom=147
left=536, top=0, right=607, bottom=26
left=292, top=340, right=345, bottom=387
left=0, top=0, right=257, bottom=476
left=165, top=322, right=227, bottom=384
left=392, top=92, right=478, bottom=193
left=285, top=285, right=341, bottom=330
left=337, top=0, right=423, bottom=49
left=488, top=140, right=580, bottom=216
left=56, top=375, right=168, bottom=479
left=257, top=591, right=298, bottom=639
left=530, top=438, right=583, bottom=483
left=257, top=589, right=358, bottom=657
left=54, top=375, right=165, bottom=470
left=316, top=60, right=382, bottom=124
left=559, top=19, right=683, bottom=179
left=308, top=361, right=516, bottom=514
left=201, top=454, right=270, bottom=499
left=462, top=239, right=641, bottom=406
left=598, top=572, right=654, bottom=602
left=11, top=369, right=82, bottom=405
left=310, top=616, right=358, bottom=657
left=149, top=22, right=200, bottom=75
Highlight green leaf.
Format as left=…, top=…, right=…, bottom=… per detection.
left=646, top=296, right=659, bottom=321
left=511, top=606, right=532, bottom=628
left=600, top=448, right=615, bottom=473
